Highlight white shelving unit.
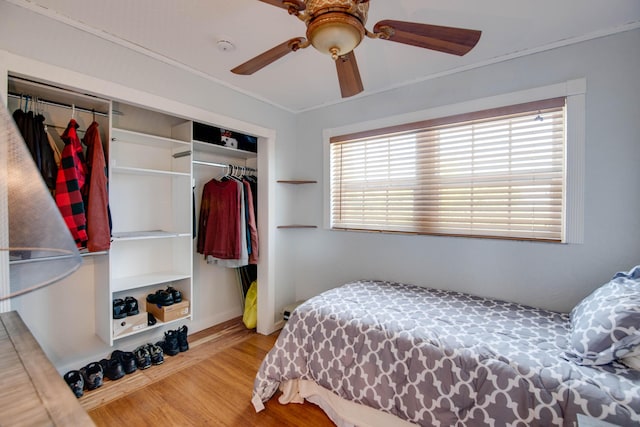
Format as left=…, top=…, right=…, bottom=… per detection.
left=96, top=117, right=194, bottom=345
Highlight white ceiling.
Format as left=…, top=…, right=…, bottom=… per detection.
left=9, top=0, right=640, bottom=112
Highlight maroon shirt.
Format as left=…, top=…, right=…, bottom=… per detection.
left=83, top=121, right=111, bottom=252
left=197, top=179, right=242, bottom=260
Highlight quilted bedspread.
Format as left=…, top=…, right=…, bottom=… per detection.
left=253, top=280, right=640, bottom=426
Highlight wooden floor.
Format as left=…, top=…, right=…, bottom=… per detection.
left=83, top=318, right=334, bottom=426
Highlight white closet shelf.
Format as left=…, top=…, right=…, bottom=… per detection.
left=111, top=166, right=190, bottom=177
left=112, top=231, right=191, bottom=241
left=113, top=313, right=192, bottom=341
left=112, top=127, right=191, bottom=148
left=193, top=140, right=257, bottom=159
left=111, top=272, right=191, bottom=293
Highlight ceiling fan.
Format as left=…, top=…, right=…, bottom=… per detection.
left=231, top=0, right=481, bottom=98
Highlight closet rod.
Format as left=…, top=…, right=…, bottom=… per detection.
left=192, top=159, right=256, bottom=173
left=7, top=92, right=110, bottom=117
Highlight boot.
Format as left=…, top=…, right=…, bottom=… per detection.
left=162, top=330, right=180, bottom=356
left=177, top=325, right=189, bottom=352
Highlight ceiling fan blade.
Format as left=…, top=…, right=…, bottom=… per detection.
left=373, top=20, right=481, bottom=56
left=257, top=0, right=305, bottom=12
left=231, top=37, right=307, bottom=75
left=335, top=51, right=364, bottom=98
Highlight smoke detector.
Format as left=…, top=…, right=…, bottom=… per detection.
left=217, top=40, right=236, bottom=52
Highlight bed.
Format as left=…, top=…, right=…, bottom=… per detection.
left=252, top=275, right=640, bottom=426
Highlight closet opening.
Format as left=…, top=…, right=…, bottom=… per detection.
left=2, top=62, right=277, bottom=370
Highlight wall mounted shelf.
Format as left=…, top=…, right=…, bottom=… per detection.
left=277, top=180, right=317, bottom=184
left=277, top=180, right=317, bottom=229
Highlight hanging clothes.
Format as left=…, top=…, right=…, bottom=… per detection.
left=55, top=119, right=88, bottom=248
left=47, top=130, right=62, bottom=168
left=197, top=171, right=258, bottom=268
left=207, top=178, right=249, bottom=267
left=244, top=179, right=259, bottom=264
left=12, top=108, right=57, bottom=191
left=35, top=113, right=58, bottom=190
left=197, top=178, right=242, bottom=261
left=83, top=121, right=111, bottom=252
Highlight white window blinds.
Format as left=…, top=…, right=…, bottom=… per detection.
left=330, top=98, right=566, bottom=242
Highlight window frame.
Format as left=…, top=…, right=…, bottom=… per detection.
left=323, top=79, right=586, bottom=244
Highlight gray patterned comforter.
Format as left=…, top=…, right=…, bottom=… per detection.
left=253, top=280, right=640, bottom=426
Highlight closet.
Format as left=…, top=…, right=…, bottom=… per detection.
left=192, top=126, right=258, bottom=315
left=5, top=74, right=261, bottom=350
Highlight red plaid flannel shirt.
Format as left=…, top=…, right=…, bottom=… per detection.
left=55, top=119, right=88, bottom=248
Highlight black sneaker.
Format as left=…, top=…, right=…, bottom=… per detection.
left=147, top=312, right=157, bottom=326
left=80, top=361, right=104, bottom=390
left=160, top=330, right=180, bottom=356
left=111, top=350, right=137, bottom=375
left=147, top=343, right=164, bottom=365
left=112, top=298, right=126, bottom=319
left=146, top=290, right=174, bottom=307
left=166, top=286, right=182, bottom=303
left=177, top=325, right=189, bottom=352
left=100, top=358, right=125, bottom=381
left=134, top=345, right=152, bottom=370
left=124, top=296, right=139, bottom=316
left=63, top=370, right=85, bottom=398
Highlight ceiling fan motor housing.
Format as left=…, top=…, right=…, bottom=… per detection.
left=305, top=0, right=369, bottom=59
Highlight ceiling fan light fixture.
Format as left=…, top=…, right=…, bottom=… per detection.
left=306, top=12, right=364, bottom=60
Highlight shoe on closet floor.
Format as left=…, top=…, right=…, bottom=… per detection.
left=177, top=325, right=189, bottom=352
left=134, top=345, right=152, bottom=370
left=100, top=357, right=125, bottom=381
left=80, top=361, right=104, bottom=390
left=111, top=350, right=137, bottom=375
left=147, top=343, right=164, bottom=365
left=158, top=329, right=180, bottom=356
left=63, top=370, right=85, bottom=398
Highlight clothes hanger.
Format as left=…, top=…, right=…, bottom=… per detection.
left=220, top=164, right=231, bottom=181
left=38, top=98, right=48, bottom=132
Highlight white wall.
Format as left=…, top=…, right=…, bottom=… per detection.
left=0, top=1, right=299, bottom=372
left=291, top=29, right=640, bottom=313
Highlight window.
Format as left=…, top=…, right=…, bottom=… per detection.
left=330, top=98, right=567, bottom=242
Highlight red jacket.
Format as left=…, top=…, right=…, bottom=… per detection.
left=55, top=119, right=88, bottom=248
left=83, top=121, right=111, bottom=252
